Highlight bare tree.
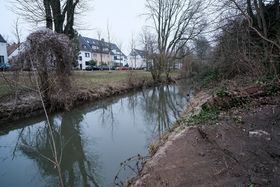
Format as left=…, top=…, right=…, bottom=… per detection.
left=107, top=22, right=112, bottom=69
left=140, top=27, right=157, bottom=73
left=116, top=40, right=124, bottom=66
left=12, top=18, right=22, bottom=46
left=130, top=34, right=137, bottom=68
left=225, top=0, right=280, bottom=74
left=145, top=0, right=208, bottom=80
left=12, top=0, right=86, bottom=39
left=194, top=36, right=211, bottom=61
left=97, top=30, right=104, bottom=65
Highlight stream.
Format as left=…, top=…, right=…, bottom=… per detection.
left=0, top=81, right=192, bottom=187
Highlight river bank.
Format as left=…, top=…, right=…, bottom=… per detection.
left=0, top=71, right=179, bottom=125
left=129, top=78, right=280, bottom=186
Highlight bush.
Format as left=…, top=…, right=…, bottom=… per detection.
left=13, top=29, right=74, bottom=109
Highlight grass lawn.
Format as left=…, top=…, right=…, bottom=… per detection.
left=72, top=70, right=152, bottom=89
left=0, top=70, right=179, bottom=99
left=0, top=70, right=159, bottom=98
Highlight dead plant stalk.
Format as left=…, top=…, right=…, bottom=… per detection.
left=30, top=59, right=64, bottom=187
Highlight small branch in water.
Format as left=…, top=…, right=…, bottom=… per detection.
left=114, top=154, right=149, bottom=187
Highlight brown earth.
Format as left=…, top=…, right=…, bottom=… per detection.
left=130, top=86, right=280, bottom=187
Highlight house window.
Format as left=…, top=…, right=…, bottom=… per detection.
left=79, top=56, right=82, bottom=61
left=85, top=61, right=90, bottom=66
left=114, top=56, right=118, bottom=60
left=0, top=56, right=4, bottom=64
left=85, top=53, right=90, bottom=57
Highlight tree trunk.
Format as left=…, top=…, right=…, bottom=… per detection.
left=275, top=0, right=280, bottom=19
left=258, top=0, right=268, bottom=38
left=64, top=0, right=76, bottom=39
left=44, top=0, right=53, bottom=30
left=50, top=0, right=63, bottom=33
left=253, top=0, right=263, bottom=31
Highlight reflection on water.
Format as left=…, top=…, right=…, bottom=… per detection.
left=0, top=81, right=192, bottom=187
left=19, top=114, right=100, bottom=187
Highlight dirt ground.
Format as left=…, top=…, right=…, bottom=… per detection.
left=130, top=96, right=280, bottom=187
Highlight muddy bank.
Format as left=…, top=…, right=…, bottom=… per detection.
left=0, top=78, right=175, bottom=125
left=129, top=82, right=280, bottom=187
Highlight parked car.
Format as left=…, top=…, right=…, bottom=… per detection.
left=119, top=66, right=129, bottom=71
left=85, top=65, right=101, bottom=71
left=85, top=65, right=93, bottom=71
left=99, top=65, right=110, bottom=70
left=0, top=63, right=11, bottom=71
left=110, top=66, right=116, bottom=70
left=136, top=67, right=147, bottom=70
left=92, top=66, right=100, bottom=70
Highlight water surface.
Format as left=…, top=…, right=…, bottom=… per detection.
left=0, top=82, right=192, bottom=186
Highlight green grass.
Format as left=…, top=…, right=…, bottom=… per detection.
left=0, top=85, right=12, bottom=98
left=0, top=71, right=36, bottom=98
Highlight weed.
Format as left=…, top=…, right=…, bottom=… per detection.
left=248, top=183, right=254, bottom=187
left=188, top=106, right=220, bottom=124
left=256, top=75, right=280, bottom=95
left=233, top=115, right=244, bottom=124
left=148, top=143, right=159, bottom=156
left=256, top=75, right=279, bottom=86
left=216, top=87, right=230, bottom=97
left=201, top=69, right=220, bottom=86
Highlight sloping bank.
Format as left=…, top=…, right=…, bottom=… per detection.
left=128, top=81, right=280, bottom=187
left=0, top=78, right=176, bottom=125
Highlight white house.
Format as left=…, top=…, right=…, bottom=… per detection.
left=128, top=49, right=147, bottom=69
left=78, top=36, right=93, bottom=70
left=7, top=42, right=25, bottom=60
left=111, top=47, right=128, bottom=67
left=78, top=35, right=127, bottom=70
left=0, top=34, right=8, bottom=65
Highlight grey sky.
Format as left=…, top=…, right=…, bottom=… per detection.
left=0, top=0, right=148, bottom=54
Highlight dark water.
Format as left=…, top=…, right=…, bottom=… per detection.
left=0, top=82, right=192, bottom=187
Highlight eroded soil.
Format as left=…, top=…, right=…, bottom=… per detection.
left=131, top=96, right=280, bottom=187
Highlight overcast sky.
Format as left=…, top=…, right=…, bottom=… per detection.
left=0, top=0, right=148, bottom=54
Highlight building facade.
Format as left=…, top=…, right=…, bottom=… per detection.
left=78, top=35, right=127, bottom=70
left=0, top=34, right=8, bottom=65
left=128, top=49, right=147, bottom=69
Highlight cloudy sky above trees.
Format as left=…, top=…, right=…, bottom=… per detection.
left=0, top=0, right=147, bottom=54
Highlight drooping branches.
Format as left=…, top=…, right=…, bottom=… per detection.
left=14, top=29, right=74, bottom=107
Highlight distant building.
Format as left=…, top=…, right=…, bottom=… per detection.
left=0, top=34, right=8, bottom=65
left=128, top=49, right=147, bottom=69
left=78, top=35, right=127, bottom=70
left=7, top=42, right=25, bottom=60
